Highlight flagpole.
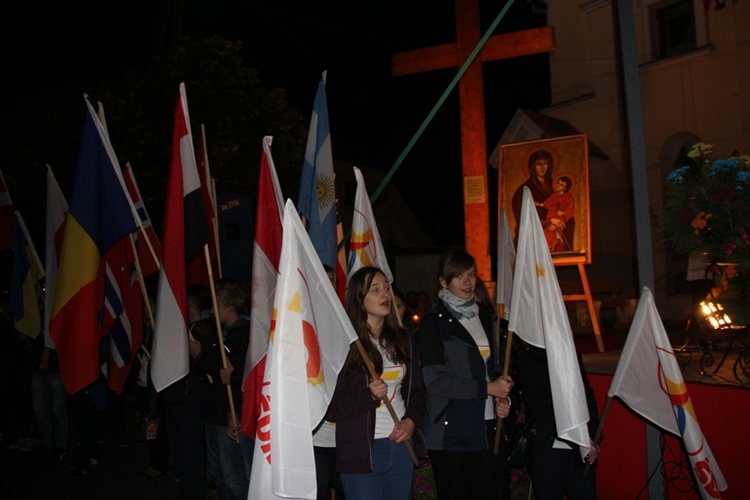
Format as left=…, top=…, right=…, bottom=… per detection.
left=352, top=339, right=419, bottom=466
left=583, top=396, right=612, bottom=477
left=129, top=234, right=154, bottom=359
left=204, top=244, right=240, bottom=443
left=493, top=307, right=513, bottom=455
left=137, top=222, right=161, bottom=273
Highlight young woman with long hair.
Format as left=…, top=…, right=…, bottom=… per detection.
left=327, top=266, right=425, bottom=500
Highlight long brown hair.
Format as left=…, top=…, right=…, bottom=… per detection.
left=343, top=267, right=408, bottom=376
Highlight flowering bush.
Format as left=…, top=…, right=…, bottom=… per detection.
left=663, top=143, right=750, bottom=323
left=412, top=458, right=437, bottom=499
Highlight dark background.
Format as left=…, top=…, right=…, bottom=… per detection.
left=2, top=0, right=550, bottom=250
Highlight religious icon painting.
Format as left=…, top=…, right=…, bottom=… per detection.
left=499, top=134, right=591, bottom=264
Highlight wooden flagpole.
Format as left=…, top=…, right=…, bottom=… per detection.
left=204, top=244, right=240, bottom=443
left=583, top=396, right=611, bottom=477
left=129, top=234, right=154, bottom=358
left=352, top=339, right=419, bottom=466
left=493, top=303, right=514, bottom=454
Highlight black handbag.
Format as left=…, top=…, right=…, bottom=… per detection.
left=507, top=420, right=533, bottom=469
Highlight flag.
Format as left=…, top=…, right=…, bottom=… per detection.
left=0, top=169, right=14, bottom=252
left=508, top=187, right=591, bottom=459
left=186, top=124, right=218, bottom=285
left=298, top=72, right=336, bottom=268
left=49, top=97, right=138, bottom=395
left=101, top=236, right=143, bottom=394
left=248, top=199, right=357, bottom=499
left=150, top=83, right=209, bottom=393
left=347, top=166, right=393, bottom=283
left=43, top=165, right=68, bottom=349
left=608, top=287, right=727, bottom=499
left=334, top=185, right=347, bottom=303
left=8, top=211, right=45, bottom=338
left=85, top=238, right=143, bottom=409
left=495, top=206, right=516, bottom=319
left=123, top=162, right=161, bottom=277
left=242, top=136, right=284, bottom=439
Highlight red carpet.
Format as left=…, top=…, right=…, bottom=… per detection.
left=589, top=374, right=749, bottom=499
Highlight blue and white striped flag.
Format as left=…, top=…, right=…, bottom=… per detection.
left=298, top=72, right=337, bottom=268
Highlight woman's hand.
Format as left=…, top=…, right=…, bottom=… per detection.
left=389, top=418, right=415, bottom=443
left=226, top=412, right=240, bottom=442
left=495, top=397, right=511, bottom=419
left=488, top=377, right=514, bottom=398
left=220, top=360, right=234, bottom=384
left=188, top=338, right=202, bottom=358
left=369, top=378, right=387, bottom=401
left=586, top=440, right=601, bottom=464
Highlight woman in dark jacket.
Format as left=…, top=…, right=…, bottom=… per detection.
left=418, top=249, right=513, bottom=499
left=327, top=267, right=425, bottom=500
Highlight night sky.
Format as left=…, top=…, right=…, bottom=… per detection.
left=3, top=0, right=550, bottom=250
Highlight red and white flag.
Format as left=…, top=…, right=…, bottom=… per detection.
left=123, top=162, right=161, bottom=277
left=186, top=123, right=219, bottom=285
left=242, top=136, right=284, bottom=439
left=150, top=83, right=209, bottom=393
left=248, top=199, right=357, bottom=499
left=43, top=165, right=69, bottom=349
left=508, top=187, right=591, bottom=460
left=608, top=287, right=727, bottom=499
left=0, top=169, right=15, bottom=252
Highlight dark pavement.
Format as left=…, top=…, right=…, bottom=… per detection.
left=1, top=426, right=203, bottom=500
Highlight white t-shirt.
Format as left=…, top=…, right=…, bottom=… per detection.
left=312, top=419, right=336, bottom=448
left=460, top=315, right=494, bottom=420
left=372, top=339, right=406, bottom=439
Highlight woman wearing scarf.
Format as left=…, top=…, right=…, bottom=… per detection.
left=418, top=249, right=514, bottom=499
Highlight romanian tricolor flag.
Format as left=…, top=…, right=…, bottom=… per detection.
left=49, top=97, right=137, bottom=395
left=8, top=211, right=45, bottom=339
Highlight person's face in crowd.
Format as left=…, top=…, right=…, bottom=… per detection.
left=326, top=269, right=336, bottom=288
left=363, top=272, right=392, bottom=322
left=395, top=294, right=406, bottom=319
left=442, top=266, right=477, bottom=300
left=218, top=300, right=232, bottom=325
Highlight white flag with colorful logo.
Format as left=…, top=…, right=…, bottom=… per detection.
left=249, top=199, right=358, bottom=499
left=608, top=287, right=726, bottom=499
left=508, top=187, right=591, bottom=460
left=347, top=166, right=393, bottom=283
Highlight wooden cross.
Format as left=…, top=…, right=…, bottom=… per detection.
left=393, top=0, right=554, bottom=281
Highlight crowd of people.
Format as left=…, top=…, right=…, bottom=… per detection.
left=1, top=248, right=601, bottom=500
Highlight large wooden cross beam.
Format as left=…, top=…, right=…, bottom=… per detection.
left=393, top=0, right=554, bottom=281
